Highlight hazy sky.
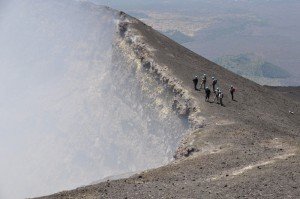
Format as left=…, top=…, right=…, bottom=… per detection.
left=89, top=0, right=300, bottom=85
left=90, top=0, right=300, bottom=11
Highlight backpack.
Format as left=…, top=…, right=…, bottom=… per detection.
left=219, top=93, right=224, bottom=98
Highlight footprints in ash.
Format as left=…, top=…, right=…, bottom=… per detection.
left=175, top=116, right=297, bottom=184
left=207, top=137, right=297, bottom=182
left=207, top=151, right=296, bottom=182
left=215, top=119, right=235, bottom=126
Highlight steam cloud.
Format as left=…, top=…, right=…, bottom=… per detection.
left=0, top=0, right=188, bottom=198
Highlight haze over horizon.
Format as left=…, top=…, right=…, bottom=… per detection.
left=92, top=0, right=300, bottom=86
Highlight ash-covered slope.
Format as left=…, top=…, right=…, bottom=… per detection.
left=39, top=5, right=300, bottom=199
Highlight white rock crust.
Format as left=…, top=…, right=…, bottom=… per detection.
left=115, top=12, right=205, bottom=158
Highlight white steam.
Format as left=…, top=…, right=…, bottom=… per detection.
left=0, top=0, right=187, bottom=198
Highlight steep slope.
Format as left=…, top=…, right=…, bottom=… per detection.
left=38, top=7, right=300, bottom=199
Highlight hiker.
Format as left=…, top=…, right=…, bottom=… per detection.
left=200, top=74, right=207, bottom=89
left=219, top=91, right=224, bottom=106
left=212, top=77, right=217, bottom=92
left=205, top=87, right=211, bottom=102
left=213, top=88, right=220, bottom=103
left=229, top=85, right=236, bottom=100
left=193, top=76, right=198, bottom=90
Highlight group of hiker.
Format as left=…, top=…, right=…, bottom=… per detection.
left=193, top=74, right=236, bottom=106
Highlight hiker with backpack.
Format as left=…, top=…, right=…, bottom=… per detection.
left=205, top=87, right=211, bottom=102
left=200, top=74, right=207, bottom=89
left=192, top=76, right=199, bottom=90
left=229, top=85, right=236, bottom=100
left=212, top=77, right=217, bottom=92
left=213, top=88, right=220, bottom=103
left=219, top=91, right=224, bottom=106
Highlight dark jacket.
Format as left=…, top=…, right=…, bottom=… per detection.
left=193, top=78, right=198, bottom=84
left=230, top=87, right=236, bottom=93
left=212, top=79, right=217, bottom=85
left=205, top=88, right=211, bottom=95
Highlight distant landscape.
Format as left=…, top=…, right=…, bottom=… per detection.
left=92, top=0, right=300, bottom=86
left=214, top=53, right=290, bottom=79
left=214, top=53, right=291, bottom=86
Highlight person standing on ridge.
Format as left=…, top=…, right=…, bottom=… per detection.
left=213, top=88, right=220, bottom=103
left=212, top=77, right=217, bottom=92
left=219, top=91, right=224, bottom=106
left=193, top=76, right=199, bottom=90
left=229, top=85, right=236, bottom=100
left=200, top=74, right=207, bottom=89
left=205, top=87, right=211, bottom=102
